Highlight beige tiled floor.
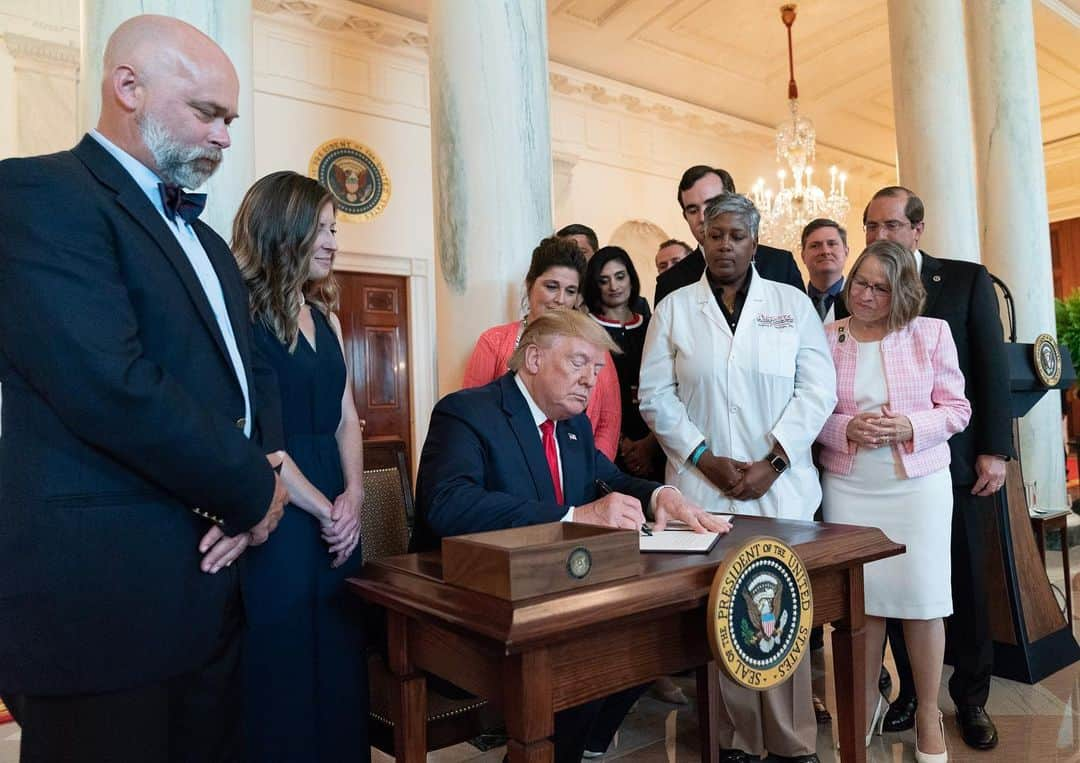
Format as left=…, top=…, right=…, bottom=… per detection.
left=4, top=552, right=1080, bottom=762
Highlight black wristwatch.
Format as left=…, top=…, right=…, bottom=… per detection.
left=766, top=453, right=789, bottom=475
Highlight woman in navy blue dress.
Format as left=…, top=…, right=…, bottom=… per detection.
left=232, top=171, right=368, bottom=762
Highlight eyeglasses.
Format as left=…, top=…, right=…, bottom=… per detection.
left=850, top=278, right=892, bottom=299
left=863, top=220, right=912, bottom=234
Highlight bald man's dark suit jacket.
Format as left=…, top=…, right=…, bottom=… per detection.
left=0, top=135, right=282, bottom=695
left=654, top=243, right=805, bottom=304
left=413, top=373, right=660, bottom=552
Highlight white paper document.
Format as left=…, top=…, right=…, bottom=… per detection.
left=638, top=525, right=722, bottom=553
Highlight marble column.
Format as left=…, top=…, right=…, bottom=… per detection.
left=885, top=0, right=981, bottom=263
left=80, top=0, right=254, bottom=239
left=969, top=0, right=1065, bottom=509
left=428, top=0, right=553, bottom=395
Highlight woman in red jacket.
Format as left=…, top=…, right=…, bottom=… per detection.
left=463, top=236, right=621, bottom=460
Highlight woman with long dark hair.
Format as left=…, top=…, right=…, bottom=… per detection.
left=584, top=246, right=662, bottom=480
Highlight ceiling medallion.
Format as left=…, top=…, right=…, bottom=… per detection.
left=750, top=4, right=851, bottom=252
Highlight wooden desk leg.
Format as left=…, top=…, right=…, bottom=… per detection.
left=1035, top=522, right=1047, bottom=565
left=386, top=612, right=426, bottom=762
left=695, top=663, right=720, bottom=763
left=504, top=649, right=554, bottom=763
left=1062, top=524, right=1073, bottom=625
left=831, top=567, right=867, bottom=763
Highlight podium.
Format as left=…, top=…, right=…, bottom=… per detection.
left=984, top=342, right=1080, bottom=682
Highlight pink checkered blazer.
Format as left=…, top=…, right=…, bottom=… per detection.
left=817, top=316, right=971, bottom=478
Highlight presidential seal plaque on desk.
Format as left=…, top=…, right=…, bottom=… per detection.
left=707, top=536, right=814, bottom=689
left=441, top=522, right=639, bottom=600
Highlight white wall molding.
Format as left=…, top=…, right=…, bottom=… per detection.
left=255, top=0, right=428, bottom=55
left=2, top=32, right=78, bottom=77
left=0, top=2, right=79, bottom=46
left=548, top=61, right=898, bottom=185
left=253, top=11, right=430, bottom=127
left=1041, top=0, right=1080, bottom=29
left=254, top=2, right=896, bottom=185
left=1045, top=134, right=1080, bottom=221
left=1045, top=133, right=1080, bottom=165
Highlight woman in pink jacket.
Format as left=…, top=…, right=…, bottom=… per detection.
left=818, top=240, right=970, bottom=762
left=462, top=236, right=622, bottom=460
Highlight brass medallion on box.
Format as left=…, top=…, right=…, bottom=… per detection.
left=309, top=138, right=391, bottom=222
left=1033, top=333, right=1062, bottom=387
left=566, top=546, right=592, bottom=580
left=706, top=536, right=813, bottom=690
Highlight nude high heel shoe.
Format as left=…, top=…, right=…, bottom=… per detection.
left=866, top=694, right=888, bottom=746
left=914, top=711, right=948, bottom=763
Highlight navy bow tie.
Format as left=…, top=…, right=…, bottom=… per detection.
left=158, top=183, right=207, bottom=225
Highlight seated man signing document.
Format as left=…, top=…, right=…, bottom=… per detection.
left=413, top=309, right=729, bottom=763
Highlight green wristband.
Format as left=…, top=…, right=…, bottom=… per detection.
left=690, top=441, right=708, bottom=466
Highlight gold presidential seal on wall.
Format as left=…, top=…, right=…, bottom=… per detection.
left=707, top=536, right=813, bottom=690
left=309, top=138, right=390, bottom=222
left=1033, top=333, right=1062, bottom=387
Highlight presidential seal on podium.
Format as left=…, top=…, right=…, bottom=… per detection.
left=1033, top=333, right=1062, bottom=387
left=707, top=536, right=814, bottom=689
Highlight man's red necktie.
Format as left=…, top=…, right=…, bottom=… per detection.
left=539, top=419, right=564, bottom=504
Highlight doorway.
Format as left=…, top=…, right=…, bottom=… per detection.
left=335, top=272, right=413, bottom=472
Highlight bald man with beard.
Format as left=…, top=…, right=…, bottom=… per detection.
left=0, top=15, right=288, bottom=761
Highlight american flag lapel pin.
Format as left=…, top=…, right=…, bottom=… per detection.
left=568, top=432, right=578, bottom=441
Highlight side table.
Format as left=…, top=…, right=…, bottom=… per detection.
left=1031, top=508, right=1073, bottom=624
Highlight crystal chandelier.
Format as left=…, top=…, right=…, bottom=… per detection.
left=750, top=4, right=850, bottom=252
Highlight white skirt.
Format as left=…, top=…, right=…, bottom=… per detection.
left=822, top=447, right=953, bottom=619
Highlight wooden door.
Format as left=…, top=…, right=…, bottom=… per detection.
left=336, top=272, right=412, bottom=472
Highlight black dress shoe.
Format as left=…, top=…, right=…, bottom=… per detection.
left=956, top=704, right=999, bottom=749
left=878, top=665, right=893, bottom=697
left=718, top=750, right=753, bottom=763
left=882, top=693, right=917, bottom=732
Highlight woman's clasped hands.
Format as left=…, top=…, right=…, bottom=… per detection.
left=846, top=407, right=913, bottom=449
left=321, top=487, right=363, bottom=568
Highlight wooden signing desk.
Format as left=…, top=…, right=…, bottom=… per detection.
left=350, top=517, right=902, bottom=763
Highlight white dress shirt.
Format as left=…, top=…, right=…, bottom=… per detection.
left=90, top=130, right=251, bottom=437
left=513, top=373, right=673, bottom=521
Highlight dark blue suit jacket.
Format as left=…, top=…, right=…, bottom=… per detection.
left=0, top=135, right=281, bottom=694
left=412, top=374, right=661, bottom=551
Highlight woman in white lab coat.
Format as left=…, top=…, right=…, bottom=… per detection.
left=638, top=192, right=836, bottom=763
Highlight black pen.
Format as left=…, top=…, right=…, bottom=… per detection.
left=596, top=479, right=651, bottom=535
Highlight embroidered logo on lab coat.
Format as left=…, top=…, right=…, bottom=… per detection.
left=755, top=313, right=794, bottom=329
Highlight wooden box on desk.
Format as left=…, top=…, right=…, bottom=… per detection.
left=441, top=522, right=640, bottom=600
